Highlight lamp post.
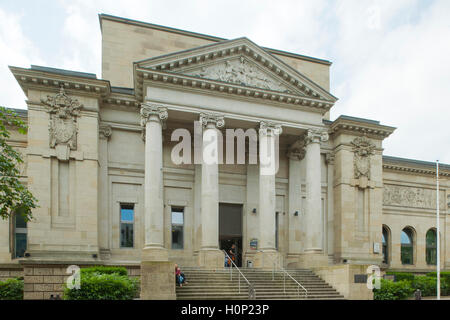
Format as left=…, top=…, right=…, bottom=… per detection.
left=436, top=160, right=440, bottom=300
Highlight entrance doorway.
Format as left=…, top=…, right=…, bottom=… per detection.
left=219, top=203, right=243, bottom=267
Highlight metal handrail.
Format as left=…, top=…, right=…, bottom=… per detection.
left=268, top=254, right=307, bottom=299
left=222, top=250, right=256, bottom=299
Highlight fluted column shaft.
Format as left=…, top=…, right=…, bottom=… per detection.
left=258, top=122, right=282, bottom=251
left=141, top=104, right=168, bottom=251
left=305, top=129, right=328, bottom=253
left=200, top=114, right=224, bottom=250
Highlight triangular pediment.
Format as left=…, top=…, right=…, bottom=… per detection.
left=135, top=38, right=337, bottom=108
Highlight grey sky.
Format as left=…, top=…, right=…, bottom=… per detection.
left=0, top=0, right=449, bottom=163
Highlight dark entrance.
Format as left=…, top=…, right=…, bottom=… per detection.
left=219, top=203, right=243, bottom=267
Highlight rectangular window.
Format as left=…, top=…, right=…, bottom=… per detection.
left=14, top=213, right=27, bottom=258
left=120, top=204, right=134, bottom=248
left=171, top=208, right=184, bottom=249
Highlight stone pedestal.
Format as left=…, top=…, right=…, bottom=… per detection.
left=140, top=261, right=176, bottom=300
left=313, top=264, right=374, bottom=300
left=253, top=250, right=282, bottom=270
left=197, top=249, right=224, bottom=269
left=298, top=252, right=330, bottom=268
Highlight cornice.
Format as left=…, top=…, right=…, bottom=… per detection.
left=102, top=92, right=140, bottom=108
left=383, top=156, right=450, bottom=177
left=329, top=116, right=396, bottom=140
left=135, top=68, right=333, bottom=114
left=9, top=66, right=111, bottom=99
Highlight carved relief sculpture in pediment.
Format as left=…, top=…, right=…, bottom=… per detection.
left=41, top=86, right=83, bottom=160
left=185, top=56, right=292, bottom=93
left=351, top=136, right=376, bottom=179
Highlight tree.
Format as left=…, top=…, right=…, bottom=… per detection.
left=0, top=106, right=37, bottom=220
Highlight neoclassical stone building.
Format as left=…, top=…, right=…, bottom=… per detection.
left=1, top=14, right=449, bottom=299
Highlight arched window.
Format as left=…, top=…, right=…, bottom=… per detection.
left=382, top=226, right=389, bottom=264
left=426, top=229, right=437, bottom=265
left=401, top=227, right=414, bottom=265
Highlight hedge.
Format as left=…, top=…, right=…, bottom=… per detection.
left=80, top=266, right=128, bottom=276
left=381, top=272, right=450, bottom=298
left=64, top=266, right=138, bottom=300
left=374, top=279, right=414, bottom=300
left=64, top=273, right=138, bottom=300
left=385, top=272, right=415, bottom=282
left=0, top=278, right=24, bottom=300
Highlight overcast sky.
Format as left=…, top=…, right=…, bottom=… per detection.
left=0, top=0, right=449, bottom=163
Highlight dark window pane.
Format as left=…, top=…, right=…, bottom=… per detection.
left=172, top=225, right=183, bottom=249
left=120, top=223, right=134, bottom=248
left=15, top=214, right=27, bottom=229
left=426, top=248, right=437, bottom=265
left=171, top=208, right=184, bottom=249
left=15, top=233, right=27, bottom=258
left=426, top=230, right=436, bottom=247
left=401, top=245, right=413, bottom=265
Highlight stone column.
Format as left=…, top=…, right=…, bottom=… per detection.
left=140, top=103, right=174, bottom=300
left=141, top=103, right=168, bottom=260
left=286, top=139, right=306, bottom=267
left=326, top=153, right=335, bottom=261
left=254, top=121, right=282, bottom=269
left=301, top=129, right=329, bottom=267
left=198, top=113, right=225, bottom=268
left=98, top=125, right=112, bottom=260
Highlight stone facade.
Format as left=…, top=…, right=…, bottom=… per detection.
left=1, top=14, right=449, bottom=300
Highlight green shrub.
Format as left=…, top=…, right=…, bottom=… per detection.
left=63, top=272, right=138, bottom=300
left=80, top=266, right=128, bottom=276
left=0, top=278, right=24, bottom=300
left=412, top=275, right=450, bottom=296
left=411, top=276, right=437, bottom=296
left=385, top=272, right=415, bottom=282
left=374, top=279, right=414, bottom=300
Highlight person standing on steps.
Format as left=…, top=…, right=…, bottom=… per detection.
left=228, top=244, right=237, bottom=266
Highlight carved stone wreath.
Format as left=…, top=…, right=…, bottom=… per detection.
left=351, top=136, right=375, bottom=179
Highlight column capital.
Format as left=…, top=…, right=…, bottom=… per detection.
left=287, top=138, right=306, bottom=161
left=199, top=113, right=225, bottom=129
left=99, top=124, right=112, bottom=140
left=140, top=103, right=168, bottom=126
left=305, top=129, right=329, bottom=145
left=259, top=121, right=282, bottom=136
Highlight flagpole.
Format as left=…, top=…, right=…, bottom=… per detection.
left=436, top=160, right=440, bottom=300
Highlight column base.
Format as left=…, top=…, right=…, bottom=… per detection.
left=140, top=260, right=176, bottom=300
left=141, top=246, right=169, bottom=262
left=198, top=249, right=224, bottom=269
left=298, top=252, right=329, bottom=268
left=253, top=250, right=282, bottom=270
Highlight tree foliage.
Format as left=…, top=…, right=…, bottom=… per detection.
left=0, top=106, right=37, bottom=220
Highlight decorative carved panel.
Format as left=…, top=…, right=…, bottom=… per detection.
left=383, top=184, right=445, bottom=210
left=41, top=87, right=83, bottom=160
left=351, top=136, right=375, bottom=179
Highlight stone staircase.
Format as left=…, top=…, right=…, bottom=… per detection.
left=176, top=267, right=344, bottom=300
